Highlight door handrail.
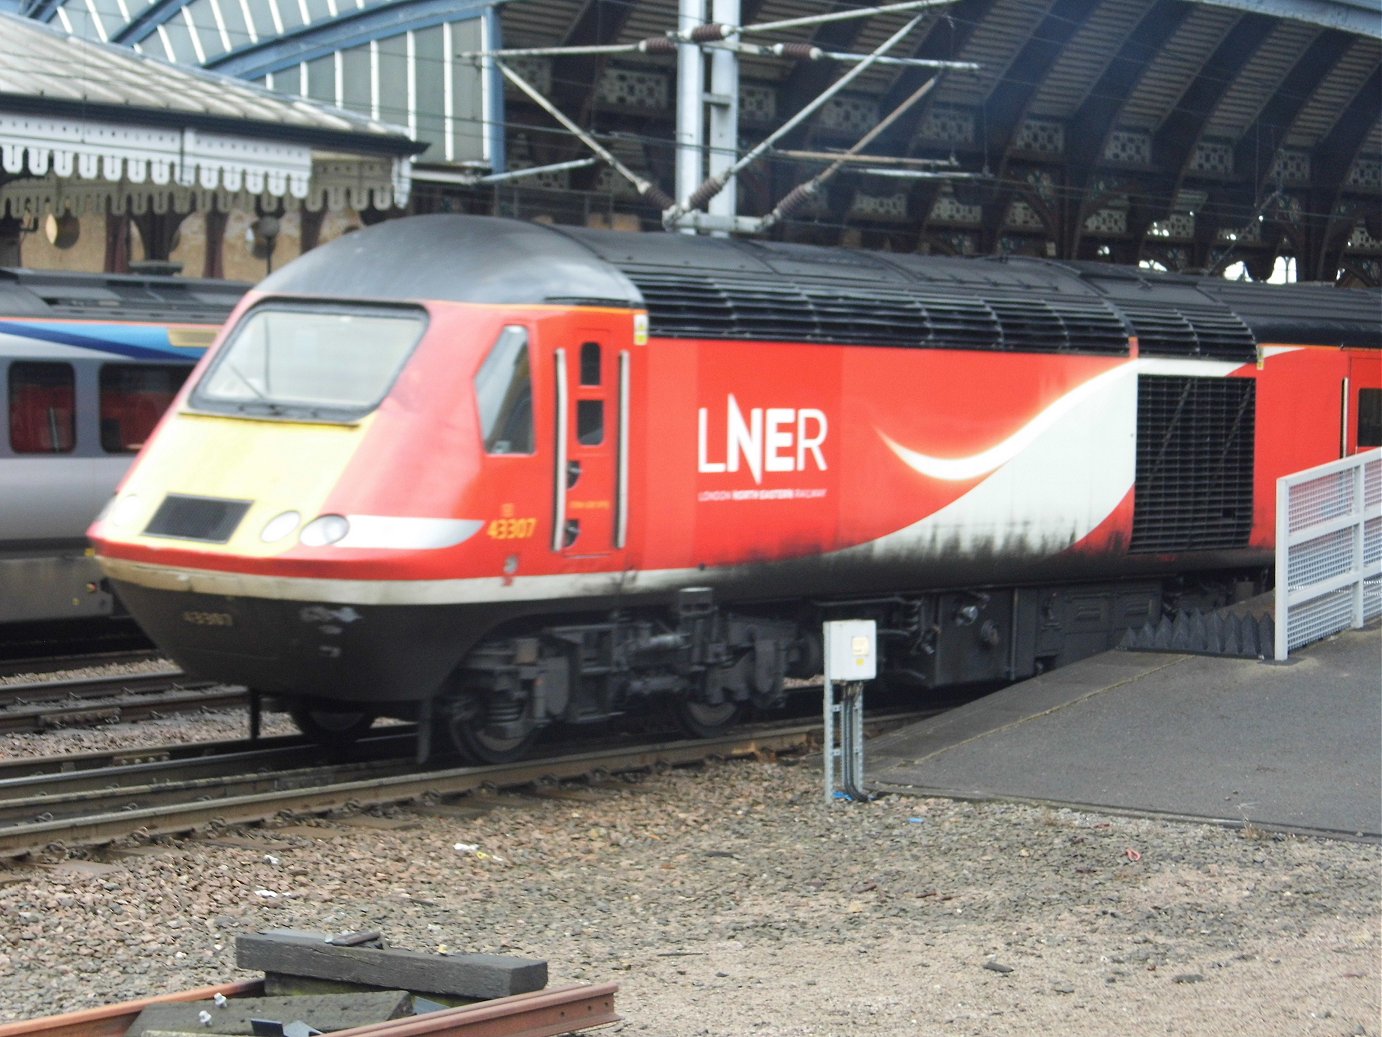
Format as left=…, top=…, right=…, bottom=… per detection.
left=616, top=350, right=630, bottom=549
left=552, top=347, right=569, bottom=552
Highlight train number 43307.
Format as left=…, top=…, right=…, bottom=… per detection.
left=487, top=517, right=537, bottom=540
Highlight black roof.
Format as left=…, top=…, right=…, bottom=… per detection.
left=0, top=267, right=247, bottom=323
left=259, top=215, right=1382, bottom=359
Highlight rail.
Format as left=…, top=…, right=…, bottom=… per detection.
left=1274, top=448, right=1382, bottom=660
left=0, top=981, right=619, bottom=1037
left=0, top=981, right=266, bottom=1037
left=0, top=721, right=823, bottom=859
left=0, top=710, right=932, bottom=859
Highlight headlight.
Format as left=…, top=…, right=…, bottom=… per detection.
left=299, top=514, right=350, bottom=546
left=102, top=493, right=142, bottom=529
left=260, top=511, right=301, bottom=543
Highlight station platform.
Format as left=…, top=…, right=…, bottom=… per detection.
left=866, top=621, right=1381, bottom=842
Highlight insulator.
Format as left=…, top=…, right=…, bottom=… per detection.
left=773, top=182, right=817, bottom=218
left=641, top=183, right=676, bottom=210
left=689, top=23, right=732, bottom=42
left=686, top=177, right=724, bottom=210
left=773, top=42, right=822, bottom=61
left=638, top=36, right=678, bottom=56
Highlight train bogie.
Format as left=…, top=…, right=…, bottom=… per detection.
left=86, top=216, right=1381, bottom=760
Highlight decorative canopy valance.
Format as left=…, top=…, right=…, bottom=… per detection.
left=0, top=114, right=409, bottom=216
left=0, top=12, right=420, bottom=220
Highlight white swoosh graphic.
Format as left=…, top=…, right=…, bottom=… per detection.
left=879, top=363, right=1136, bottom=481
left=862, top=356, right=1239, bottom=559
left=338, top=515, right=484, bottom=550
left=878, top=356, right=1241, bottom=482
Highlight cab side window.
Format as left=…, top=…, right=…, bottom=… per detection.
left=576, top=341, right=604, bottom=445
left=475, top=326, right=534, bottom=455
left=579, top=341, right=602, bottom=386
left=1359, top=388, right=1381, bottom=449
left=9, top=361, right=75, bottom=454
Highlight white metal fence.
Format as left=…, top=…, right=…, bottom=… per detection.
left=1274, top=449, right=1382, bottom=661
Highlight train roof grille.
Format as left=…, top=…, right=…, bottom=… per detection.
left=984, top=298, right=1128, bottom=354
left=628, top=271, right=1128, bottom=354
left=1121, top=304, right=1257, bottom=361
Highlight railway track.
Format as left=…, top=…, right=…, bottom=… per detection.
left=0, top=730, right=329, bottom=779
left=0, top=647, right=161, bottom=679
left=0, top=669, right=245, bottom=733
left=0, top=620, right=155, bottom=677
left=0, top=712, right=929, bottom=861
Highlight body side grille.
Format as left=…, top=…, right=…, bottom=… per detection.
left=1132, top=376, right=1255, bottom=553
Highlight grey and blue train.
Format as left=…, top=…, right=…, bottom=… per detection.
left=0, top=268, right=245, bottom=634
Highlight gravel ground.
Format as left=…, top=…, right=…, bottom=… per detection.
left=0, top=701, right=1378, bottom=1037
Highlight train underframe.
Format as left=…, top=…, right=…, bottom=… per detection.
left=283, top=568, right=1266, bottom=764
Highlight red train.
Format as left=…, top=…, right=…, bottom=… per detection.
left=87, top=216, right=1381, bottom=760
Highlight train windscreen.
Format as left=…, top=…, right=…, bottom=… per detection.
left=191, top=303, right=425, bottom=421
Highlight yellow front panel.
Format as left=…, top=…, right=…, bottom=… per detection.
left=113, top=411, right=373, bottom=557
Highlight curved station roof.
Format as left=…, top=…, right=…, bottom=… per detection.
left=8, top=0, right=1382, bottom=284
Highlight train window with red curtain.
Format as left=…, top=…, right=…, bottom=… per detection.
left=1359, top=389, right=1381, bottom=449
left=99, top=364, right=189, bottom=453
left=9, top=361, right=75, bottom=454
left=475, top=326, right=534, bottom=455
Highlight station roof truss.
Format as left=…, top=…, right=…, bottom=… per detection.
left=17, top=0, right=1382, bottom=284
left=491, top=0, right=1381, bottom=284
left=0, top=12, right=421, bottom=222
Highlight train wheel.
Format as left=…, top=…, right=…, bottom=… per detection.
left=673, top=698, right=741, bottom=739
left=443, top=691, right=537, bottom=764
left=288, top=704, right=376, bottom=748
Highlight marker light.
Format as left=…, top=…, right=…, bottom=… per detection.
left=299, top=514, right=350, bottom=546
left=260, top=510, right=301, bottom=543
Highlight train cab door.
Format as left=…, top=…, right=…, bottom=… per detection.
left=552, top=331, right=630, bottom=562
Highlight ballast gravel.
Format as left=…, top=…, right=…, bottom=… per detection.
left=0, top=706, right=1378, bottom=1037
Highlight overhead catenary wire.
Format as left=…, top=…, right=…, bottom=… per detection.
left=704, top=39, right=979, bottom=70
left=460, top=35, right=976, bottom=71
left=769, top=150, right=961, bottom=167
left=462, top=0, right=960, bottom=61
